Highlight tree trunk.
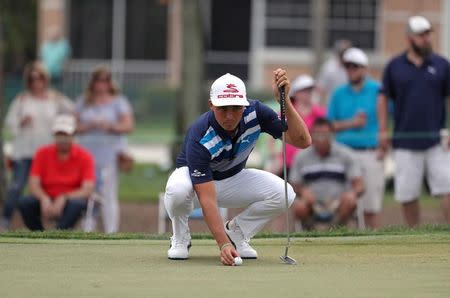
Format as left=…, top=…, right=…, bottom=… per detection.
left=0, top=20, right=7, bottom=203
left=172, top=0, right=205, bottom=163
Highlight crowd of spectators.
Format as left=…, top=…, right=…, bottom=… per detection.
left=1, top=15, right=449, bottom=232
left=283, top=16, right=450, bottom=229
left=0, top=63, right=134, bottom=232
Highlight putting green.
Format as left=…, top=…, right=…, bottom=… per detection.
left=0, top=234, right=449, bottom=298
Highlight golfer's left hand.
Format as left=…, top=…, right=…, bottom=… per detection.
left=272, top=68, right=290, bottom=101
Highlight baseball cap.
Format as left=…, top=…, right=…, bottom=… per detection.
left=210, top=73, right=249, bottom=107
left=343, top=47, right=368, bottom=67
left=406, top=16, right=432, bottom=34
left=289, top=75, right=315, bottom=97
left=52, top=114, right=76, bottom=135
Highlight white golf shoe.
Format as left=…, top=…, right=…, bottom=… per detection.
left=168, top=235, right=192, bottom=260
left=225, top=219, right=258, bottom=259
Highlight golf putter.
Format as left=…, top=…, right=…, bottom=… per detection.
left=278, top=86, right=297, bottom=265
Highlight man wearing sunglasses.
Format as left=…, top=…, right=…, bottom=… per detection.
left=164, top=70, right=311, bottom=266
left=327, top=48, right=385, bottom=229
left=18, top=115, right=95, bottom=231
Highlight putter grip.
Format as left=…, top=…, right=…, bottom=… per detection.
left=279, top=87, right=288, bottom=132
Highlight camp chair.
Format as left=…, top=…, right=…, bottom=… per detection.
left=83, top=192, right=104, bottom=232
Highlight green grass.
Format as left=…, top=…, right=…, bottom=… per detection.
left=1, top=225, right=448, bottom=240
left=119, top=164, right=170, bottom=203
left=0, top=231, right=449, bottom=298
left=129, top=119, right=175, bottom=144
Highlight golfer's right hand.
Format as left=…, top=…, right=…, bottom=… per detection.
left=220, top=245, right=239, bottom=266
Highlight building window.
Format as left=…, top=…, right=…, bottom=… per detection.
left=328, top=0, right=378, bottom=49
left=69, top=0, right=113, bottom=59
left=265, top=0, right=312, bottom=48
left=125, top=0, right=167, bottom=60
left=206, top=0, right=251, bottom=80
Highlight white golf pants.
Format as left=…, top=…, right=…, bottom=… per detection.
left=164, top=167, right=295, bottom=239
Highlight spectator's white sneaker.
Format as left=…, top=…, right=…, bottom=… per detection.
left=225, top=219, right=258, bottom=259
left=168, top=235, right=192, bottom=260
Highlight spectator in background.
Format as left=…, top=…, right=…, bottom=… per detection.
left=327, top=48, right=384, bottom=229
left=0, top=62, right=73, bottom=230
left=75, top=66, right=134, bottom=233
left=19, top=115, right=95, bottom=231
left=289, top=118, right=364, bottom=229
left=39, top=26, right=71, bottom=89
left=316, top=39, right=352, bottom=106
left=269, top=75, right=325, bottom=176
left=378, top=16, right=450, bottom=226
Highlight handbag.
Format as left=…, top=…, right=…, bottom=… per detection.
left=117, top=151, right=134, bottom=173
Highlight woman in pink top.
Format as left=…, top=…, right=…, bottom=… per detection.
left=269, top=75, right=325, bottom=176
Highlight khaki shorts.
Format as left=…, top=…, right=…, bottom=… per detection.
left=394, top=145, right=450, bottom=203
left=354, top=150, right=385, bottom=213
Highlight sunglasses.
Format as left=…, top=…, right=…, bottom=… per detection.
left=312, top=132, right=333, bottom=140
left=29, top=73, right=45, bottom=82
left=344, top=63, right=362, bottom=70
left=95, top=76, right=111, bottom=83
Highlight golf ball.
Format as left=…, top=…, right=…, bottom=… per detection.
left=234, top=257, right=243, bottom=266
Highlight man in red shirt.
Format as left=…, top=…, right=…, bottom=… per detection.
left=19, top=115, right=95, bottom=230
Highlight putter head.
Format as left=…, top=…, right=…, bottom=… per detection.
left=280, top=255, right=297, bottom=265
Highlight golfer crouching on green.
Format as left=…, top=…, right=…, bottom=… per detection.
left=164, top=69, right=311, bottom=265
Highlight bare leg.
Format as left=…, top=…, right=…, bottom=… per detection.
left=294, top=199, right=311, bottom=219
left=364, top=212, right=379, bottom=229
left=294, top=198, right=314, bottom=230
left=402, top=200, right=420, bottom=227
left=441, top=195, right=450, bottom=224
left=336, top=193, right=357, bottom=225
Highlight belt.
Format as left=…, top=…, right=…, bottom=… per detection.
left=352, top=146, right=377, bottom=151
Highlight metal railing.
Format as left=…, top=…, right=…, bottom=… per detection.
left=61, top=59, right=168, bottom=99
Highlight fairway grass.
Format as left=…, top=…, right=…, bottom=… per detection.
left=1, top=234, right=449, bottom=298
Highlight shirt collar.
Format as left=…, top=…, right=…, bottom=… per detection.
left=346, top=77, right=369, bottom=94
left=402, top=51, right=435, bottom=67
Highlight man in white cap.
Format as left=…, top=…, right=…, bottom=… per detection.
left=327, top=47, right=384, bottom=229
left=316, top=39, right=353, bottom=106
left=378, top=16, right=450, bottom=226
left=164, top=69, right=311, bottom=265
left=18, top=114, right=95, bottom=230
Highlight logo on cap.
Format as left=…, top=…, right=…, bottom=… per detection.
left=223, top=84, right=239, bottom=93
left=218, top=83, right=243, bottom=99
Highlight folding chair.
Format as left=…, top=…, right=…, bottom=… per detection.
left=158, top=192, right=228, bottom=234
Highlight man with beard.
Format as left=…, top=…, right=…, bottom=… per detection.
left=327, top=48, right=384, bottom=229
left=378, top=16, right=450, bottom=226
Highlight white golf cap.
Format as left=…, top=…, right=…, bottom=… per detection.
left=289, top=75, right=315, bottom=97
left=407, top=16, right=432, bottom=34
left=52, top=114, right=76, bottom=135
left=343, top=47, right=368, bottom=67
left=210, top=73, right=249, bottom=107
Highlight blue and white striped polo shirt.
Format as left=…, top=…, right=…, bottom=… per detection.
left=176, top=100, right=283, bottom=184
